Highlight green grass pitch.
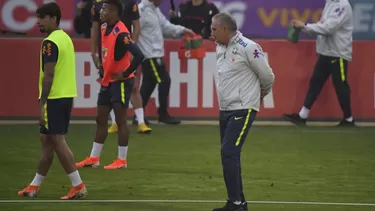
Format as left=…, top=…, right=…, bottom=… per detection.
left=0, top=124, right=375, bottom=211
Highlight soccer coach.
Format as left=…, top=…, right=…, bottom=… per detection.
left=284, top=0, right=355, bottom=126
left=210, top=13, right=275, bottom=211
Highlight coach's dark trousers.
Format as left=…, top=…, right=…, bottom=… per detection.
left=140, top=57, right=171, bottom=116
left=220, top=109, right=257, bottom=202
left=304, top=54, right=352, bottom=118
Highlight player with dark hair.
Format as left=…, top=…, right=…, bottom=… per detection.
left=76, top=0, right=144, bottom=169
left=17, top=2, right=87, bottom=200
left=91, top=0, right=151, bottom=133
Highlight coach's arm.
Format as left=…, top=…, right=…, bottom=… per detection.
left=245, top=43, right=275, bottom=98
left=157, top=8, right=192, bottom=38
left=303, top=5, right=349, bottom=35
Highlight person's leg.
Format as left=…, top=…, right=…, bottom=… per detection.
left=108, top=109, right=118, bottom=133
left=19, top=98, right=87, bottom=199
left=140, top=59, right=158, bottom=119
left=214, top=109, right=256, bottom=211
left=76, top=87, right=111, bottom=168
left=17, top=133, right=54, bottom=198
left=46, top=98, right=86, bottom=199
left=330, top=58, right=355, bottom=126
left=151, top=58, right=180, bottom=124
left=284, top=55, right=331, bottom=126
left=131, top=75, right=152, bottom=133
left=104, top=79, right=133, bottom=169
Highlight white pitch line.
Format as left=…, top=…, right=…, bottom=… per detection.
left=0, top=200, right=375, bottom=206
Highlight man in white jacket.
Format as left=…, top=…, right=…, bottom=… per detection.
left=211, top=12, right=275, bottom=211
left=138, top=0, right=194, bottom=124
left=284, top=0, right=355, bottom=126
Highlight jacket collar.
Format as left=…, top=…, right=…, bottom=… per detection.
left=143, top=0, right=156, bottom=8
left=216, top=31, right=242, bottom=47
left=230, top=31, right=242, bottom=45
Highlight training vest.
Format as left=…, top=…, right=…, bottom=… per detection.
left=101, top=21, right=133, bottom=87
left=39, top=30, right=77, bottom=99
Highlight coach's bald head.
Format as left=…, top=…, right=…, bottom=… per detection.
left=210, top=12, right=238, bottom=45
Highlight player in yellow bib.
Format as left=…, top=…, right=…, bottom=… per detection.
left=17, top=2, right=87, bottom=200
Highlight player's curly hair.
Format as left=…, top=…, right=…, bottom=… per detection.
left=36, top=2, right=61, bottom=25
left=103, top=0, right=124, bottom=16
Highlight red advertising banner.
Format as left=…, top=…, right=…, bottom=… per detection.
left=0, top=0, right=75, bottom=36
left=0, top=38, right=374, bottom=120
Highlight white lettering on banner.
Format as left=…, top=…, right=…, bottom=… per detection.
left=169, top=51, right=274, bottom=109
left=74, top=52, right=100, bottom=108
left=72, top=51, right=274, bottom=110
left=170, top=53, right=198, bottom=107
left=1, top=0, right=71, bottom=32
left=202, top=53, right=217, bottom=108
left=169, top=52, right=217, bottom=108
left=212, top=1, right=247, bottom=30
left=352, top=2, right=375, bottom=32
left=261, top=52, right=275, bottom=109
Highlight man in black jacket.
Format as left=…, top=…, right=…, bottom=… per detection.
left=169, top=0, right=219, bottom=39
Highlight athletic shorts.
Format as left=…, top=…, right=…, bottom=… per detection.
left=39, top=98, right=73, bottom=135
left=97, top=78, right=134, bottom=108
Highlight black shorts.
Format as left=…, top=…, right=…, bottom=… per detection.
left=40, top=98, right=73, bottom=135
left=97, top=78, right=134, bottom=108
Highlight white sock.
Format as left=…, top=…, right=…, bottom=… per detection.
left=30, top=173, right=44, bottom=186
left=68, top=171, right=83, bottom=187
left=299, top=106, right=310, bottom=119
left=134, top=108, right=144, bottom=125
left=110, top=110, right=116, bottom=125
left=118, top=146, right=128, bottom=160
left=90, top=142, right=103, bottom=157
left=346, top=117, right=353, bottom=122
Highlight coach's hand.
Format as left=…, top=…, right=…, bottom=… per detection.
left=38, top=102, right=46, bottom=126
left=183, top=28, right=195, bottom=37
left=169, top=10, right=177, bottom=18
left=292, top=20, right=305, bottom=29
left=260, top=89, right=269, bottom=100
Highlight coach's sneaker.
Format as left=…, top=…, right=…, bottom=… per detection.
left=336, top=119, right=356, bottom=127
left=284, top=113, right=306, bottom=126
left=138, top=123, right=152, bottom=134
left=104, top=158, right=127, bottom=169
left=61, top=183, right=87, bottom=200
left=76, top=156, right=100, bottom=168
left=241, top=201, right=248, bottom=211
left=108, top=124, right=118, bottom=133
left=17, top=185, right=39, bottom=198
left=213, top=201, right=246, bottom=211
